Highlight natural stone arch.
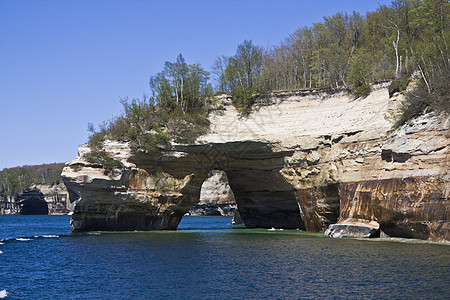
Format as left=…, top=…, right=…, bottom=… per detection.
left=62, top=84, right=450, bottom=241
left=133, top=141, right=306, bottom=230
left=184, top=165, right=305, bottom=229
left=223, top=167, right=304, bottom=229
left=65, top=141, right=305, bottom=231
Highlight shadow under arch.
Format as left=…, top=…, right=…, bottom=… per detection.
left=133, top=141, right=305, bottom=230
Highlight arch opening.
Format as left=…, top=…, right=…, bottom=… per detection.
left=178, top=142, right=306, bottom=230
left=225, top=169, right=305, bottom=230
left=187, top=170, right=237, bottom=218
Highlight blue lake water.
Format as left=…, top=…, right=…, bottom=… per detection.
left=0, top=215, right=449, bottom=299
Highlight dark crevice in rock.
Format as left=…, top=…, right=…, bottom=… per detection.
left=392, top=153, right=412, bottom=163
left=382, top=149, right=412, bottom=163
left=332, top=135, right=344, bottom=144
left=381, top=149, right=393, bottom=162
left=344, top=130, right=362, bottom=137
left=379, top=222, right=430, bottom=240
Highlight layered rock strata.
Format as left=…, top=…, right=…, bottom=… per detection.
left=62, top=84, right=449, bottom=241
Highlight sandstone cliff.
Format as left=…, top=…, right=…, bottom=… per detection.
left=62, top=83, right=449, bottom=241
left=17, top=189, right=49, bottom=215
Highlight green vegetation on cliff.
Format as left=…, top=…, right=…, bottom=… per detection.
left=87, top=54, right=214, bottom=173
left=0, top=163, right=65, bottom=198
left=225, top=40, right=264, bottom=114
left=212, top=0, right=448, bottom=117
left=89, top=0, right=448, bottom=169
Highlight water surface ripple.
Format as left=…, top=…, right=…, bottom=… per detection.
left=0, top=215, right=448, bottom=299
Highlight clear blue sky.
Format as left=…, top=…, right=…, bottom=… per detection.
left=0, top=0, right=393, bottom=169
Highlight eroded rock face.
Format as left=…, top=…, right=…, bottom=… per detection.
left=63, top=141, right=305, bottom=231
left=62, top=84, right=449, bottom=241
left=62, top=143, right=192, bottom=231
left=338, top=177, right=449, bottom=241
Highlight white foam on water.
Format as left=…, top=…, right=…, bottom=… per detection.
left=0, top=251, right=3, bottom=254
left=0, top=289, right=8, bottom=298
left=35, top=235, right=59, bottom=239
left=15, top=238, right=32, bottom=241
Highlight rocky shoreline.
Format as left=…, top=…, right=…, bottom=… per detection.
left=0, top=182, right=70, bottom=215
left=62, top=84, right=449, bottom=241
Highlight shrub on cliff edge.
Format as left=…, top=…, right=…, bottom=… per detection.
left=85, top=149, right=124, bottom=176
left=395, top=67, right=449, bottom=128
left=86, top=55, right=213, bottom=173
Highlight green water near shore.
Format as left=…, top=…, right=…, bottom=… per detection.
left=0, top=215, right=449, bottom=299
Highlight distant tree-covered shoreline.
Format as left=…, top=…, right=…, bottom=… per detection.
left=0, top=163, right=65, bottom=198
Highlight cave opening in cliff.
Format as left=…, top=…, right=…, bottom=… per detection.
left=187, top=170, right=238, bottom=218
left=185, top=166, right=306, bottom=230
left=17, top=190, right=49, bottom=215
left=224, top=168, right=306, bottom=230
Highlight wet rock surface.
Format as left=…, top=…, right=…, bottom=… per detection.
left=324, top=219, right=380, bottom=238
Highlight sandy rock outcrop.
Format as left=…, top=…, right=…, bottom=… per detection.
left=62, top=84, right=449, bottom=241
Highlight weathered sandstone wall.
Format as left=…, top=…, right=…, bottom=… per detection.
left=62, top=83, right=449, bottom=241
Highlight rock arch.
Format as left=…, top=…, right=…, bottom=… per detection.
left=127, top=141, right=305, bottom=230
left=62, top=85, right=450, bottom=241
left=64, top=141, right=305, bottom=231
